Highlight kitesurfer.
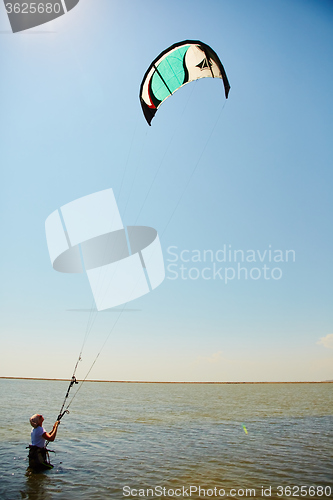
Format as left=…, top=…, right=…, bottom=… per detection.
left=28, top=414, right=60, bottom=470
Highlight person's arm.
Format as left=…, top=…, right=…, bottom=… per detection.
left=42, top=421, right=60, bottom=442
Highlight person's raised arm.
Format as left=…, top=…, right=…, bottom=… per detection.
left=42, top=421, right=60, bottom=442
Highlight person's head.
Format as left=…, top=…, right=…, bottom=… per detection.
left=29, top=414, right=44, bottom=428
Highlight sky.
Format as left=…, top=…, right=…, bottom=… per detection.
left=0, top=0, right=332, bottom=383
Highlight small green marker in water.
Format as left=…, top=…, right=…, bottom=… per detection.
left=242, top=424, right=248, bottom=434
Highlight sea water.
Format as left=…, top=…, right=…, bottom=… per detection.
left=0, top=379, right=332, bottom=500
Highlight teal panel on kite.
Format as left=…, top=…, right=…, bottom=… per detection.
left=140, top=40, right=230, bottom=125
left=151, top=46, right=189, bottom=101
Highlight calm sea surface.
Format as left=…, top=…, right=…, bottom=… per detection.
left=0, top=380, right=332, bottom=500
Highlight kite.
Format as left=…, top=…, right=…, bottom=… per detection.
left=140, top=40, right=230, bottom=125
left=45, top=188, right=165, bottom=310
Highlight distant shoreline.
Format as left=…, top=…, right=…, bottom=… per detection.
left=0, top=377, right=332, bottom=384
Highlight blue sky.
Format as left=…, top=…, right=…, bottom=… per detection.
left=1, top=0, right=332, bottom=382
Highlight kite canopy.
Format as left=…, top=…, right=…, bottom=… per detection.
left=140, top=40, right=230, bottom=125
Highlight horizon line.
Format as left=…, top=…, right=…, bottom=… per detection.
left=0, top=377, right=332, bottom=384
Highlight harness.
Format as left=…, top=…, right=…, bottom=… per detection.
left=27, top=445, right=55, bottom=470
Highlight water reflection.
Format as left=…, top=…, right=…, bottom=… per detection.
left=21, top=468, right=55, bottom=500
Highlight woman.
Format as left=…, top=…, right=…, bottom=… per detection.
left=28, top=414, right=60, bottom=470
